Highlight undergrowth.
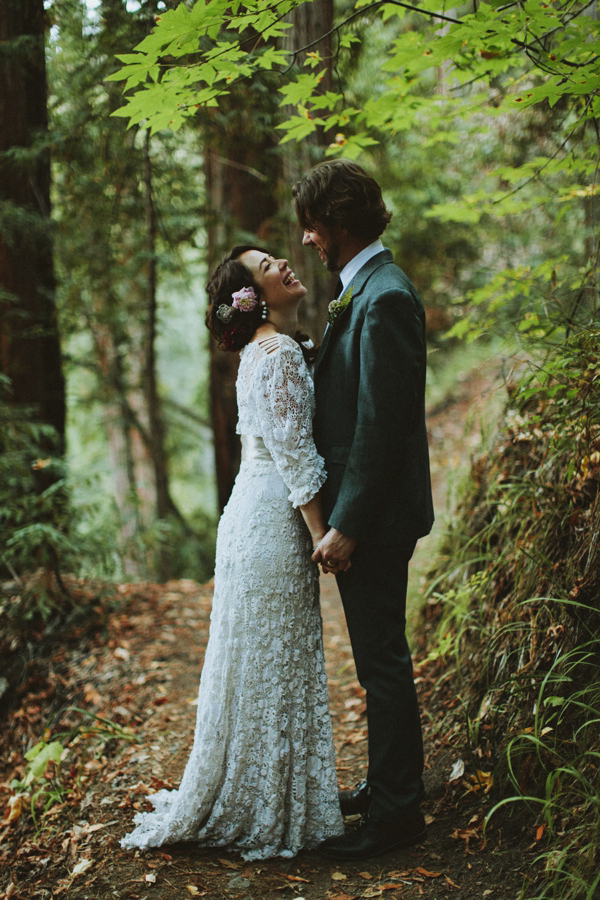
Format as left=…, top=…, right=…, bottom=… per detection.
left=424, top=325, right=600, bottom=900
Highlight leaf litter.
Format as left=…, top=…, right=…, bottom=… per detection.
left=0, top=360, right=538, bottom=900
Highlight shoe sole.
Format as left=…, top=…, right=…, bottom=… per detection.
left=318, top=827, right=427, bottom=861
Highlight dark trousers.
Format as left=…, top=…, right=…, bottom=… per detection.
left=335, top=541, right=423, bottom=820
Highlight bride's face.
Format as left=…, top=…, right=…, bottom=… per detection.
left=239, top=250, right=307, bottom=312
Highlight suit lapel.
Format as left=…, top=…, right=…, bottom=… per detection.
left=314, top=250, right=393, bottom=380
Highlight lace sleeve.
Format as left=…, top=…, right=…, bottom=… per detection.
left=256, top=339, right=326, bottom=508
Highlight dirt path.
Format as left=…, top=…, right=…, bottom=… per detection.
left=1, top=358, right=532, bottom=900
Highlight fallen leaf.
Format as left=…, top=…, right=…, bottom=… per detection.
left=83, top=683, right=103, bottom=705
left=113, top=647, right=130, bottom=660
left=145, top=873, right=157, bottom=883
left=358, top=871, right=373, bottom=879
left=80, top=822, right=111, bottom=835
left=445, top=875, right=461, bottom=889
left=3, top=795, right=22, bottom=826
left=332, top=871, right=347, bottom=881
left=449, top=758, right=465, bottom=781
left=278, top=873, right=311, bottom=883
left=71, top=859, right=93, bottom=877
left=475, top=770, right=494, bottom=792
left=218, top=858, right=239, bottom=870
left=362, top=890, right=382, bottom=898
left=536, top=824, right=545, bottom=841
left=186, top=887, right=200, bottom=897
left=416, top=867, right=443, bottom=878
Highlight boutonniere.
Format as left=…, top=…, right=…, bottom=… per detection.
left=328, top=286, right=353, bottom=327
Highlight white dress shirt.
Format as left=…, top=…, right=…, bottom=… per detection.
left=338, top=239, right=385, bottom=294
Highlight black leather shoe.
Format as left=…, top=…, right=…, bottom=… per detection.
left=338, top=780, right=371, bottom=817
left=319, top=812, right=426, bottom=861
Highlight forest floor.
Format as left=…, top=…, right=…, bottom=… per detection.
left=1, top=352, right=539, bottom=900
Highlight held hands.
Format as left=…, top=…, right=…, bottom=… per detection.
left=312, top=528, right=356, bottom=574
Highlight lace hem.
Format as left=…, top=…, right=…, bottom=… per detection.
left=288, top=454, right=327, bottom=507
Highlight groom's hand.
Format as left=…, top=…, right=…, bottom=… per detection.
left=312, top=528, right=356, bottom=572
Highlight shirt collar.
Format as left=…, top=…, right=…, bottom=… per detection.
left=338, top=239, right=385, bottom=294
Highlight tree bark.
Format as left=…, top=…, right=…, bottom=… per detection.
left=0, top=0, right=65, bottom=450
left=204, top=89, right=281, bottom=512
left=205, top=3, right=336, bottom=512
left=282, top=0, right=337, bottom=342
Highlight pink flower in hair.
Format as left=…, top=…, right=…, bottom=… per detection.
left=232, top=286, right=258, bottom=311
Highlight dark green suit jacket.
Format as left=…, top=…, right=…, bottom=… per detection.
left=313, top=249, right=434, bottom=545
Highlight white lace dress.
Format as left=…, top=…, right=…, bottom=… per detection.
left=120, top=334, right=343, bottom=860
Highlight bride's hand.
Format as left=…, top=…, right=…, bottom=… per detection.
left=313, top=527, right=354, bottom=573
left=312, top=540, right=341, bottom=575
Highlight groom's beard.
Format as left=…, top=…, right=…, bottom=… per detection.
left=321, top=238, right=343, bottom=273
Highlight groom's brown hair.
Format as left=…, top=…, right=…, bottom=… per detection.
left=293, top=159, right=392, bottom=242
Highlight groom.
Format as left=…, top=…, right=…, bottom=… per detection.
left=293, top=160, right=434, bottom=861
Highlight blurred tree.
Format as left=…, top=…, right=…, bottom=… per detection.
left=109, top=0, right=599, bottom=340
left=204, top=82, right=282, bottom=511
left=281, top=0, right=337, bottom=343
left=51, top=0, right=204, bottom=578
left=204, top=0, right=335, bottom=512
left=0, top=0, right=65, bottom=453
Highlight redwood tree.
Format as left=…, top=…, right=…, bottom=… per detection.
left=206, top=0, right=335, bottom=511
left=0, top=0, right=65, bottom=450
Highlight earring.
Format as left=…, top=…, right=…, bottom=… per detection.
left=261, top=303, right=268, bottom=321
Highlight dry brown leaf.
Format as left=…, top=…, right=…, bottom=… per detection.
left=279, top=873, right=311, bottom=883
left=217, top=857, right=239, bottom=870
left=536, top=824, right=545, bottom=841
left=83, top=683, right=103, bottom=705
left=3, top=795, right=22, bottom=826
left=186, top=887, right=200, bottom=897
left=332, top=871, right=347, bottom=881
left=71, top=858, right=93, bottom=878
left=358, top=871, right=373, bottom=879
left=445, top=876, right=461, bottom=889
left=328, top=894, right=356, bottom=900
left=415, top=867, right=443, bottom=878
left=362, top=890, right=382, bottom=899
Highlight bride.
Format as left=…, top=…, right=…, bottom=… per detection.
left=120, top=245, right=344, bottom=860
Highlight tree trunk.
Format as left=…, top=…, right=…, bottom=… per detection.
left=204, top=90, right=282, bottom=512
left=282, top=0, right=337, bottom=342
left=0, top=0, right=65, bottom=450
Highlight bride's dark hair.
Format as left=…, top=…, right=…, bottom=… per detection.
left=206, top=245, right=317, bottom=361
left=206, top=245, right=265, bottom=352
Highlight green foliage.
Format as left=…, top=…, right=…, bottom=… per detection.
left=486, top=637, right=600, bottom=900
left=0, top=374, right=122, bottom=618
left=49, top=0, right=216, bottom=580
left=424, top=325, right=600, bottom=899
left=106, top=0, right=599, bottom=350
left=9, top=707, right=137, bottom=829
left=9, top=740, right=66, bottom=827
left=0, top=377, right=68, bottom=585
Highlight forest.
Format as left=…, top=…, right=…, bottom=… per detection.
left=0, top=0, right=598, bottom=898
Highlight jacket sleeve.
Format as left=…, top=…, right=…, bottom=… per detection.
left=327, top=286, right=426, bottom=540
left=257, top=342, right=327, bottom=508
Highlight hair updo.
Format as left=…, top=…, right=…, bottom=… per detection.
left=205, top=245, right=265, bottom=352
left=205, top=244, right=318, bottom=362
